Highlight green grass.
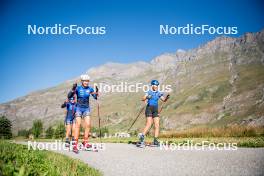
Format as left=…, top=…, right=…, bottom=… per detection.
left=160, top=125, right=264, bottom=138
left=0, top=140, right=102, bottom=176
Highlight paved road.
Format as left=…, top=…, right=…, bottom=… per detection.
left=23, top=142, right=264, bottom=176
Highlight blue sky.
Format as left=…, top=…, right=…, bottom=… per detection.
left=0, top=0, right=263, bottom=103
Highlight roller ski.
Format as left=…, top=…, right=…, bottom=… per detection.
left=134, top=141, right=160, bottom=148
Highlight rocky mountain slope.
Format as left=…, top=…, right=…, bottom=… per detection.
left=1, top=29, right=264, bottom=134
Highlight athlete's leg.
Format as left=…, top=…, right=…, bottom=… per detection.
left=82, top=107, right=91, bottom=143
left=71, top=122, right=75, bottom=140
left=142, top=117, right=153, bottom=135
left=72, top=107, right=82, bottom=153
left=83, top=116, right=91, bottom=141
left=74, top=116, right=82, bottom=142
left=64, top=121, right=71, bottom=146
left=138, top=117, right=152, bottom=147
left=153, top=117, right=160, bottom=138
left=65, top=124, right=71, bottom=139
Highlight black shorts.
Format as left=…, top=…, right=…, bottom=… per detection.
left=145, top=105, right=159, bottom=118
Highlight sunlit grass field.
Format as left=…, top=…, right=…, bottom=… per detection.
left=0, top=140, right=102, bottom=176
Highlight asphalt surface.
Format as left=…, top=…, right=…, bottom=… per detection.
left=23, top=142, right=264, bottom=176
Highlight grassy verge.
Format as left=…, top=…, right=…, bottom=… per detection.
left=14, top=125, right=264, bottom=148
left=159, top=125, right=264, bottom=138
left=0, top=140, right=102, bottom=176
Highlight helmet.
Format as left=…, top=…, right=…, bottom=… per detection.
left=80, top=74, right=90, bottom=81
left=151, top=80, right=159, bottom=86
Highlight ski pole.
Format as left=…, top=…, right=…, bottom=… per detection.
left=158, top=99, right=166, bottom=115
left=94, top=86, right=102, bottom=144
left=127, top=105, right=146, bottom=132
left=97, top=100, right=102, bottom=143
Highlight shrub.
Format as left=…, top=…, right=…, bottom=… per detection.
left=45, top=126, right=54, bottom=139
left=54, top=123, right=65, bottom=140
left=0, top=116, right=12, bottom=139
left=32, top=120, right=43, bottom=138
left=17, top=129, right=31, bottom=138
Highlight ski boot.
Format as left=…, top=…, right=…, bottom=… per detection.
left=82, top=141, right=98, bottom=152
left=82, top=141, right=92, bottom=149
left=152, top=137, right=160, bottom=147
left=65, top=138, right=70, bottom=147
left=137, top=133, right=145, bottom=148
left=72, top=140, right=79, bottom=154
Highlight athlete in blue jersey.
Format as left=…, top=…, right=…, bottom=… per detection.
left=138, top=80, right=169, bottom=147
left=68, top=74, right=98, bottom=153
left=61, top=96, right=76, bottom=146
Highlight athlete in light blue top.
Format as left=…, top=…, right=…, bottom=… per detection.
left=139, top=80, right=170, bottom=147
